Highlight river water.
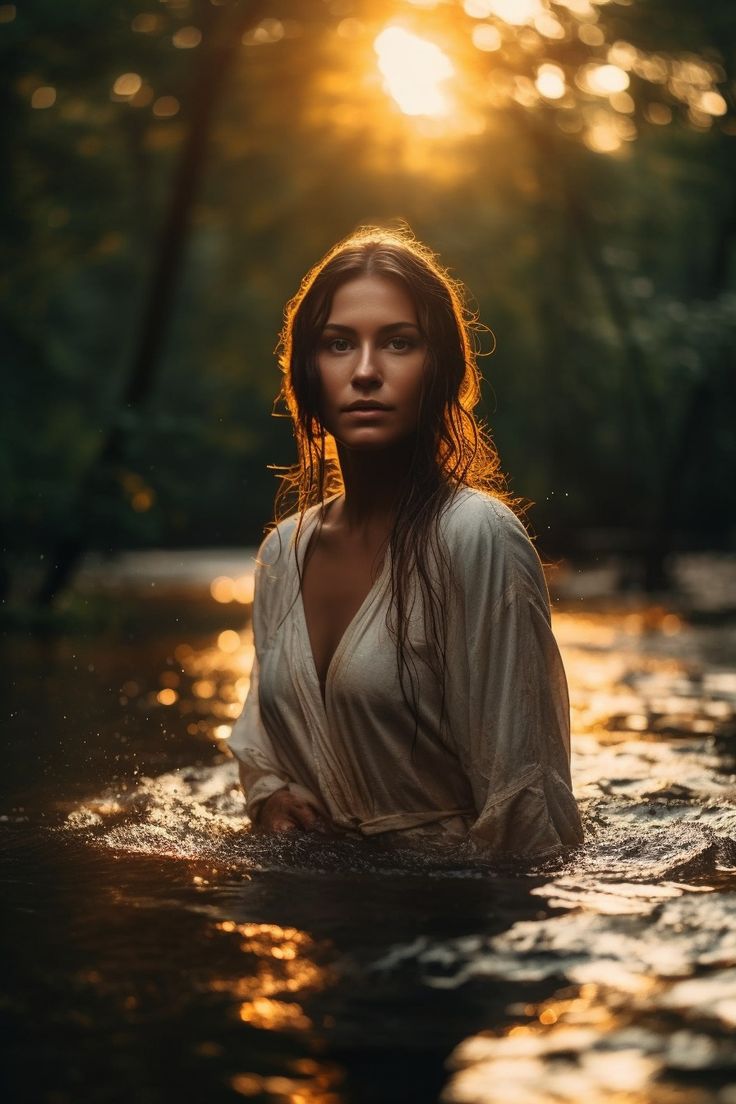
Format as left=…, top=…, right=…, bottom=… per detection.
left=3, top=555, right=736, bottom=1103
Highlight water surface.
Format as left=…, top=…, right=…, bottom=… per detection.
left=3, top=557, right=736, bottom=1103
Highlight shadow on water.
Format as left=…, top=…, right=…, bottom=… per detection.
left=3, top=554, right=736, bottom=1103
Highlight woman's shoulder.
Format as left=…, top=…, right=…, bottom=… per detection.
left=255, top=500, right=326, bottom=571
left=441, top=487, right=529, bottom=549
left=256, top=513, right=299, bottom=569
left=440, top=487, right=546, bottom=596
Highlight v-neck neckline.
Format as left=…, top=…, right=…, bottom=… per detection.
left=294, top=499, right=391, bottom=711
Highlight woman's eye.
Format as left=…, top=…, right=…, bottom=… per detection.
left=322, top=335, right=416, bottom=353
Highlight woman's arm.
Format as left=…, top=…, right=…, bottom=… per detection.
left=229, top=652, right=295, bottom=826
left=228, top=527, right=330, bottom=831
left=230, top=654, right=329, bottom=831
left=445, top=495, right=584, bottom=857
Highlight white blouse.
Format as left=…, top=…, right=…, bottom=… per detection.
left=228, top=487, right=584, bottom=856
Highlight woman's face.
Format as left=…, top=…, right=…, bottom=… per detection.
left=315, top=274, right=428, bottom=451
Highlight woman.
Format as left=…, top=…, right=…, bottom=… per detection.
left=228, top=226, right=584, bottom=857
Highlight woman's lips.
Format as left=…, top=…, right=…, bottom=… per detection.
left=342, top=402, right=392, bottom=412
left=342, top=406, right=391, bottom=418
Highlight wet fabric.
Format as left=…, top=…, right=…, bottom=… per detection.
left=228, top=488, right=584, bottom=856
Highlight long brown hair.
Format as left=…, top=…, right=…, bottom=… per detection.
left=275, top=225, right=515, bottom=744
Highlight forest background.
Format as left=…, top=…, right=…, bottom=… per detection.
left=3, top=0, right=735, bottom=608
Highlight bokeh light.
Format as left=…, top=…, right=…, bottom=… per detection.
left=31, top=86, right=56, bottom=109
left=112, top=72, right=142, bottom=99
left=536, top=63, right=566, bottom=99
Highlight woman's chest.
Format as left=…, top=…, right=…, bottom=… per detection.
left=260, top=561, right=443, bottom=724
left=300, top=540, right=387, bottom=692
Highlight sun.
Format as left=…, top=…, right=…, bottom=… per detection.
left=374, top=26, right=455, bottom=117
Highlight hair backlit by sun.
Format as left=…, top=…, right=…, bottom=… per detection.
left=374, top=26, right=454, bottom=117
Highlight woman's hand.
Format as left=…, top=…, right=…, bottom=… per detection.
left=256, top=789, right=330, bottom=833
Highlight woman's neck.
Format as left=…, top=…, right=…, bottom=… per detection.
left=334, top=442, right=414, bottom=530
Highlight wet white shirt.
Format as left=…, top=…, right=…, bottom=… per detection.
left=228, top=487, right=583, bottom=856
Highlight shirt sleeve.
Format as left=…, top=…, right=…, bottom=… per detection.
left=444, top=497, right=584, bottom=858
left=228, top=527, right=324, bottom=825
left=228, top=652, right=290, bottom=824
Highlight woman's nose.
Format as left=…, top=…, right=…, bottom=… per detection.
left=351, top=342, right=381, bottom=385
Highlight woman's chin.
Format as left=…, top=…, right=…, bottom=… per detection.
left=334, top=430, right=417, bottom=455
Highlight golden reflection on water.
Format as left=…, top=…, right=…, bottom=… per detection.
left=231, top=1065, right=343, bottom=1103
left=443, top=945, right=736, bottom=1102
left=444, top=983, right=663, bottom=1104
left=238, top=997, right=312, bottom=1031
left=211, top=921, right=335, bottom=1036
left=211, top=921, right=343, bottom=1098
left=147, top=626, right=256, bottom=744
left=551, top=605, right=734, bottom=745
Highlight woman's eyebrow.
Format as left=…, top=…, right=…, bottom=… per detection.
left=322, top=322, right=421, bottom=334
